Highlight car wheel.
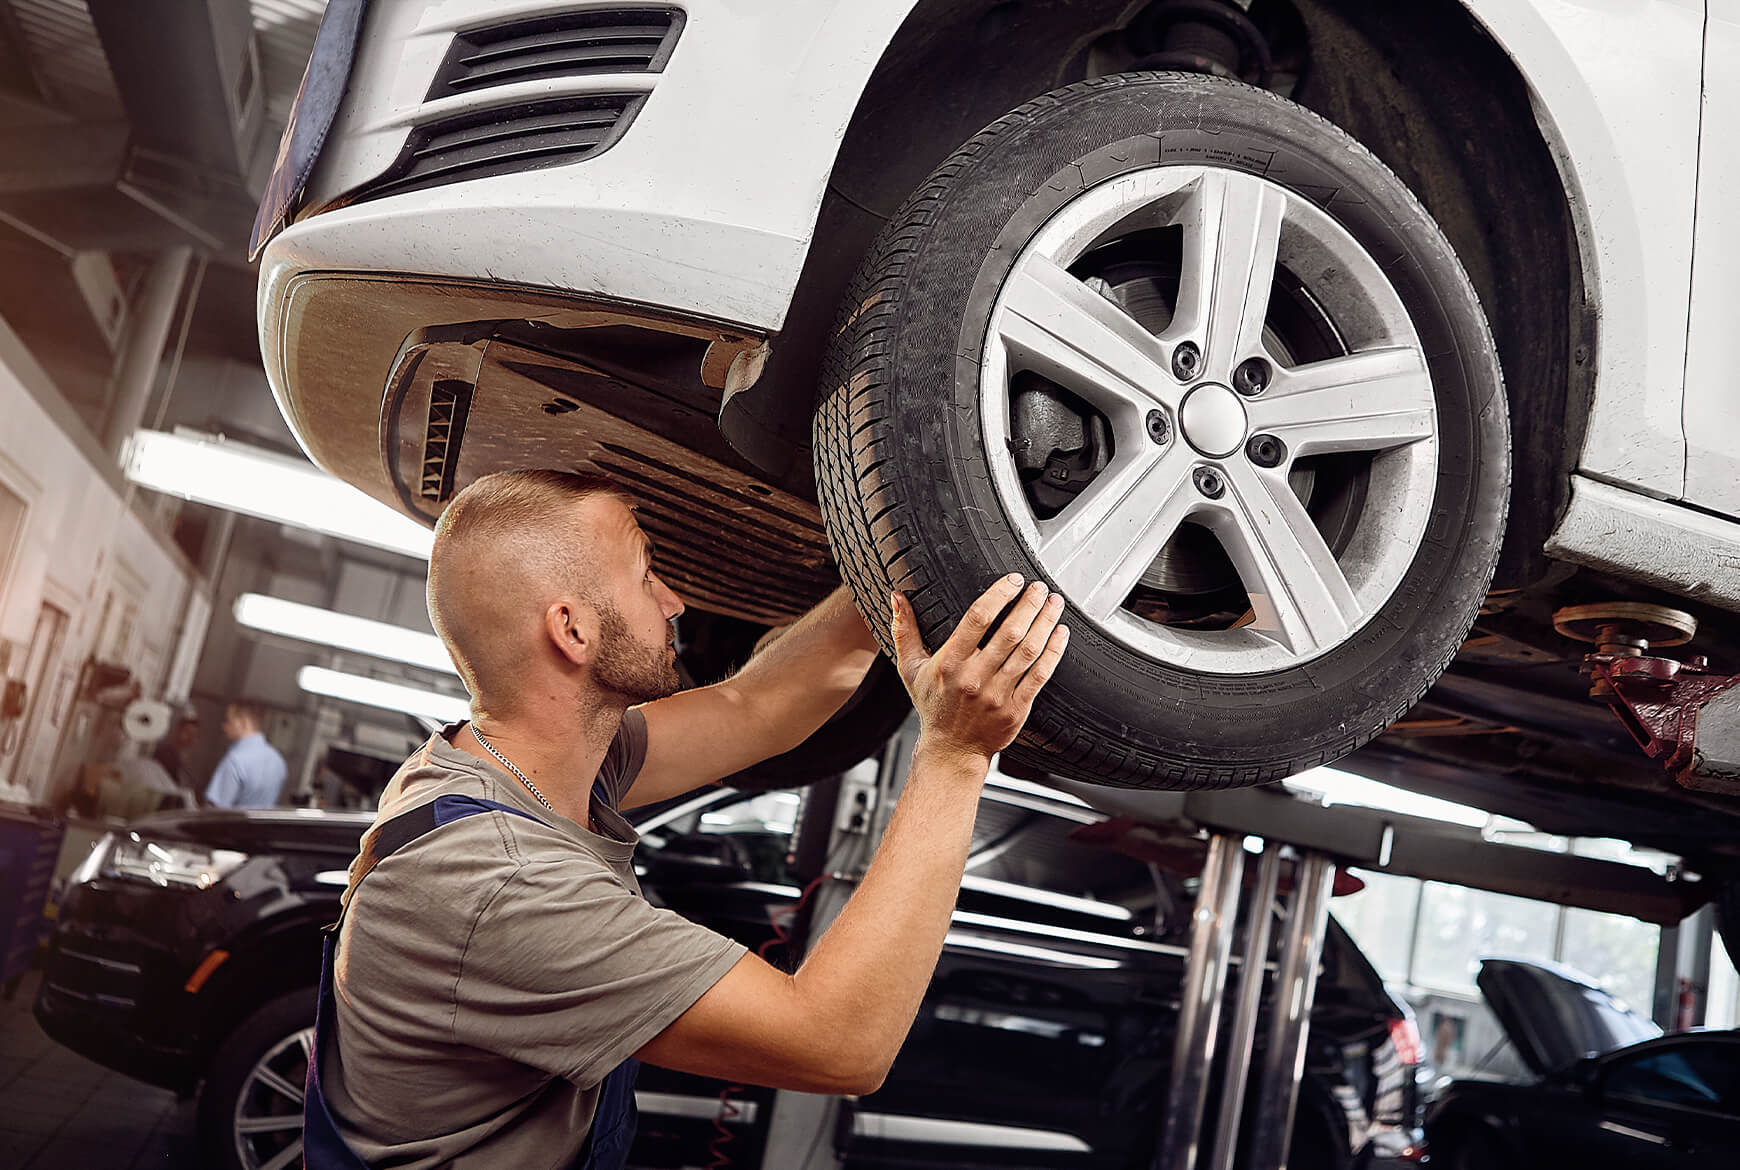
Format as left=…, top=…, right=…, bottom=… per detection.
left=814, top=72, right=1508, bottom=789
left=198, top=988, right=316, bottom=1170
left=1437, top=1125, right=1513, bottom=1170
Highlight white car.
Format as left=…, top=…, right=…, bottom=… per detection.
left=251, top=0, right=1740, bottom=808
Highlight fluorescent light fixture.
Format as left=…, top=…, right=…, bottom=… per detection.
left=950, top=909, right=1183, bottom=956
left=297, top=665, right=469, bottom=723
left=958, top=875, right=1133, bottom=921
left=235, top=594, right=456, bottom=675
left=122, top=429, right=434, bottom=559
left=944, top=931, right=1120, bottom=971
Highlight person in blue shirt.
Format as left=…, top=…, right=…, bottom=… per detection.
left=204, top=699, right=287, bottom=809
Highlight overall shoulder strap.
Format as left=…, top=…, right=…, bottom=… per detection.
left=344, top=794, right=547, bottom=909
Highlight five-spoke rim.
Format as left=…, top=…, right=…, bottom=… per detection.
left=981, top=165, right=1438, bottom=673
left=233, top=1026, right=313, bottom=1170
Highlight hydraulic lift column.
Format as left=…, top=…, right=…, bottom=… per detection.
left=1154, top=833, right=1245, bottom=1170
left=1247, top=851, right=1338, bottom=1170
left=1151, top=839, right=1338, bottom=1170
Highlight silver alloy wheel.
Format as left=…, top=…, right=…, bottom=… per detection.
left=232, top=1025, right=313, bottom=1170
left=981, top=165, right=1438, bottom=673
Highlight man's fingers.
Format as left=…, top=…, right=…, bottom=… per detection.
left=939, top=573, right=1027, bottom=664
left=981, top=581, right=1051, bottom=668
left=994, top=592, right=1064, bottom=683
left=1012, top=623, right=1070, bottom=707
left=889, top=592, right=929, bottom=675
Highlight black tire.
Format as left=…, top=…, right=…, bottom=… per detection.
left=813, top=73, right=1509, bottom=789
left=723, top=657, right=911, bottom=791
left=1437, top=1125, right=1513, bottom=1170
left=198, top=988, right=317, bottom=1170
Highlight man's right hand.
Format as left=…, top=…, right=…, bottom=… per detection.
left=890, top=575, right=1069, bottom=763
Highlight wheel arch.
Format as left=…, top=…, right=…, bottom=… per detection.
left=733, top=0, right=1590, bottom=590
left=188, top=910, right=327, bottom=1069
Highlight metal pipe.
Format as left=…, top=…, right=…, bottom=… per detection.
left=1153, top=833, right=1246, bottom=1170
left=1247, top=851, right=1337, bottom=1170
left=100, top=246, right=192, bottom=460
left=1207, top=844, right=1282, bottom=1170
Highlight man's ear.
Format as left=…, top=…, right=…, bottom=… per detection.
left=544, top=599, right=594, bottom=669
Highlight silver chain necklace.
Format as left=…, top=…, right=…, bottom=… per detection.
left=470, top=728, right=556, bottom=814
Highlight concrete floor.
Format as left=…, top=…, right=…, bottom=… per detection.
left=0, top=968, right=202, bottom=1170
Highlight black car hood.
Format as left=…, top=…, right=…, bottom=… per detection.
left=1476, top=958, right=1661, bottom=1077
left=127, top=807, right=374, bottom=856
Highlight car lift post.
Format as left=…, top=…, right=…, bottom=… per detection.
left=1153, top=837, right=1337, bottom=1170
left=1207, top=844, right=1282, bottom=1170
left=1246, top=850, right=1338, bottom=1170
left=1154, top=832, right=1246, bottom=1170
left=758, top=722, right=916, bottom=1170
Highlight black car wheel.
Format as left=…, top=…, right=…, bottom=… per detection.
left=1436, top=1125, right=1514, bottom=1170
left=814, top=72, right=1509, bottom=789
left=198, top=988, right=317, bottom=1170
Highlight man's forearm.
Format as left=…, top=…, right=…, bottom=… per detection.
left=787, top=741, right=988, bottom=1087
left=728, top=587, right=880, bottom=751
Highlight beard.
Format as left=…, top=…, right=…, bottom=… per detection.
left=592, top=600, right=682, bottom=704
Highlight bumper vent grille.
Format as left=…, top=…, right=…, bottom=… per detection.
left=430, top=9, right=683, bottom=95
left=420, top=379, right=472, bottom=500
left=366, top=94, right=642, bottom=199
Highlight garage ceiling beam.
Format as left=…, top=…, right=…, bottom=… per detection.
left=0, top=122, right=255, bottom=253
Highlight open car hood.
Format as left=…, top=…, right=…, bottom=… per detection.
left=1476, top=958, right=1661, bottom=1076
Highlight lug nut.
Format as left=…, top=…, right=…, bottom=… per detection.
left=1246, top=433, right=1286, bottom=467
left=1146, top=410, right=1171, bottom=445
left=1193, top=466, right=1225, bottom=499
left=1172, top=341, right=1202, bottom=382
left=1233, top=357, right=1270, bottom=396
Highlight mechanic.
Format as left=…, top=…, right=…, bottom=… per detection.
left=202, top=699, right=287, bottom=809
left=305, top=469, right=1070, bottom=1169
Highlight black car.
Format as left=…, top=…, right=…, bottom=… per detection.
left=1426, top=959, right=1740, bottom=1170
left=37, top=774, right=1425, bottom=1169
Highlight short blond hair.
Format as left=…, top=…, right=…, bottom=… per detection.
left=427, top=470, right=630, bottom=705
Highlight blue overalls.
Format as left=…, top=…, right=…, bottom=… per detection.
left=302, top=792, right=640, bottom=1169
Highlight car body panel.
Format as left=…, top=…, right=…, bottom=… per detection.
left=1430, top=1031, right=1740, bottom=1169
left=1430, top=962, right=1739, bottom=1168
left=1456, top=0, right=1702, bottom=501
left=259, top=0, right=1705, bottom=511
left=1475, top=957, right=1661, bottom=1077
left=1681, top=2, right=1740, bottom=514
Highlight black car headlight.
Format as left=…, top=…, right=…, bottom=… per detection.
left=74, top=831, right=249, bottom=890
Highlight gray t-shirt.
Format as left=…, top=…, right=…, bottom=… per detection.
left=324, top=712, right=747, bottom=1168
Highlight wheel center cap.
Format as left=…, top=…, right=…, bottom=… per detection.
left=1178, top=383, right=1248, bottom=458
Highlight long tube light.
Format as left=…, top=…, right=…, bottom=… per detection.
left=235, top=594, right=456, bottom=675
left=296, top=665, right=469, bottom=723
left=122, top=429, right=434, bottom=559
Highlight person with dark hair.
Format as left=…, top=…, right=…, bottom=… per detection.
left=204, top=699, right=287, bottom=808
left=152, top=707, right=201, bottom=792
left=305, top=468, right=1069, bottom=1169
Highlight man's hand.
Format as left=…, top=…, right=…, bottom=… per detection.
left=890, top=575, right=1068, bottom=763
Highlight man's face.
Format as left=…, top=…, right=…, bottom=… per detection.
left=221, top=707, right=249, bottom=741
left=585, top=496, right=685, bottom=704
left=173, top=721, right=199, bottom=750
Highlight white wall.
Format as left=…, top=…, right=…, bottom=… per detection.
left=0, top=319, right=200, bottom=798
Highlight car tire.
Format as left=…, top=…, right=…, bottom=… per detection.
left=198, top=988, right=317, bottom=1170
left=814, top=72, right=1509, bottom=789
left=1437, top=1125, right=1513, bottom=1170
left=723, top=657, right=911, bottom=791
